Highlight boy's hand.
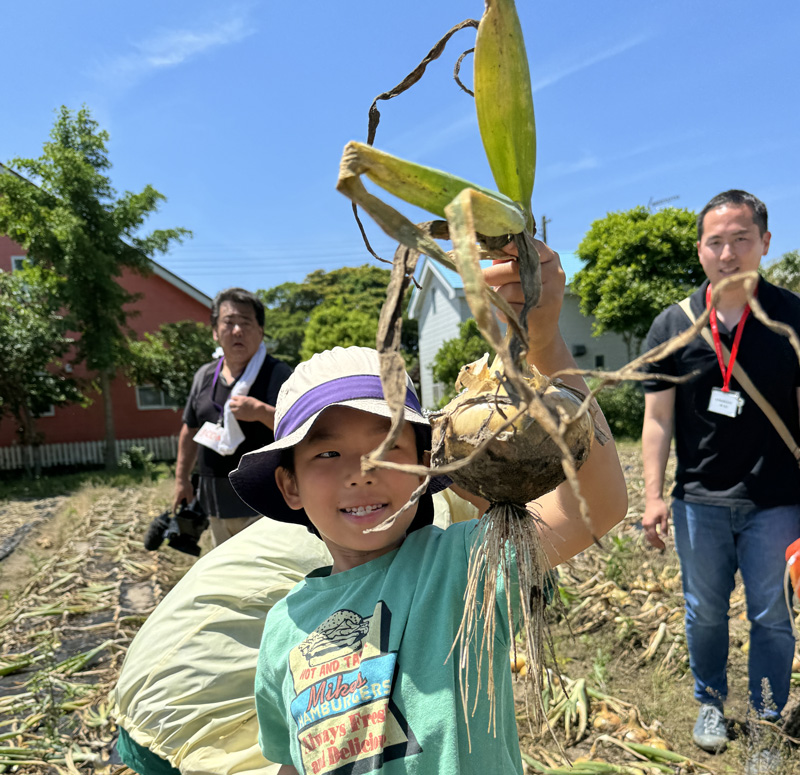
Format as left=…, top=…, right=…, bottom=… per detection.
left=481, top=239, right=566, bottom=358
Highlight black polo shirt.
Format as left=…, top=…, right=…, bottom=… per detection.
left=183, top=354, right=293, bottom=478
left=642, top=277, right=800, bottom=507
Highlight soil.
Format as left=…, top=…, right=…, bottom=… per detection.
left=0, top=447, right=798, bottom=773
left=516, top=443, right=800, bottom=774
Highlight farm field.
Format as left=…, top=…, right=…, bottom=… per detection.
left=0, top=443, right=798, bottom=774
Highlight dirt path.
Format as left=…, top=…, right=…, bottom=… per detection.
left=0, top=480, right=195, bottom=773
left=0, top=496, right=68, bottom=563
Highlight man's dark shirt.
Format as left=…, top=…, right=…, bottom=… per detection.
left=643, top=277, right=800, bottom=507
left=183, top=354, right=293, bottom=477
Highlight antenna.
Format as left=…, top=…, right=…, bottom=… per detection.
left=647, top=195, right=680, bottom=209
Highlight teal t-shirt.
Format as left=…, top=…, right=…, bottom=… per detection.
left=255, top=520, right=523, bottom=774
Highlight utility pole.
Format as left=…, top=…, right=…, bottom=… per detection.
left=541, top=214, right=551, bottom=244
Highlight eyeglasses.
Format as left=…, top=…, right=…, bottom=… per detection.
left=218, top=316, right=258, bottom=330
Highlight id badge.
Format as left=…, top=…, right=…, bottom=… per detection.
left=194, top=421, right=225, bottom=451
left=707, top=388, right=743, bottom=418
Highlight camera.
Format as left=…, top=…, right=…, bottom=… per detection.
left=143, top=499, right=209, bottom=557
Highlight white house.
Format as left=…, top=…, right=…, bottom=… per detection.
left=407, top=256, right=632, bottom=409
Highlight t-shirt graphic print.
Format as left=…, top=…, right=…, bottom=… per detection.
left=288, top=601, right=421, bottom=774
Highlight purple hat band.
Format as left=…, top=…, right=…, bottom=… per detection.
left=275, top=375, right=423, bottom=441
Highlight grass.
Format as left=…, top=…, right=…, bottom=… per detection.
left=0, top=462, right=172, bottom=502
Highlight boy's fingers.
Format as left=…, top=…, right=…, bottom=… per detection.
left=482, top=240, right=564, bottom=305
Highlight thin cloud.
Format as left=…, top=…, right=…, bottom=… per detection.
left=533, top=34, right=649, bottom=92
left=390, top=110, right=477, bottom=162
left=540, top=131, right=705, bottom=184
left=539, top=153, right=599, bottom=180
left=93, top=14, right=254, bottom=85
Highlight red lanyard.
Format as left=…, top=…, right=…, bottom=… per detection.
left=705, top=283, right=751, bottom=392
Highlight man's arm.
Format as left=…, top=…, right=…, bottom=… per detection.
left=481, top=241, right=628, bottom=567
left=228, top=395, right=277, bottom=429
left=641, top=388, right=675, bottom=550
left=174, top=424, right=199, bottom=511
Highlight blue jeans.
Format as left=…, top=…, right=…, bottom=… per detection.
left=672, top=499, right=800, bottom=719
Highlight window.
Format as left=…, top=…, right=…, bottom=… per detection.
left=36, top=405, right=55, bottom=418
left=430, top=288, right=437, bottom=314
left=11, top=256, right=27, bottom=271
left=136, top=386, right=181, bottom=410
left=594, top=354, right=605, bottom=369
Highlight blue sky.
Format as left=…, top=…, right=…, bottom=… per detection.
left=4, top=1, right=798, bottom=298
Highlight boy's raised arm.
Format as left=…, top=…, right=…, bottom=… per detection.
left=480, top=241, right=628, bottom=567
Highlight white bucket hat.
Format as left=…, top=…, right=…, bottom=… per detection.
left=229, top=346, right=449, bottom=527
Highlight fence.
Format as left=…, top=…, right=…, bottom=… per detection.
left=0, top=435, right=179, bottom=472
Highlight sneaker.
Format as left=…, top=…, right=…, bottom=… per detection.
left=692, top=704, right=728, bottom=752
left=744, top=747, right=781, bottom=775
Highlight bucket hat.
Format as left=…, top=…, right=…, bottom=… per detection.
left=229, top=346, right=449, bottom=528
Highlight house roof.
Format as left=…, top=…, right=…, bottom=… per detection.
left=149, top=260, right=212, bottom=308
left=407, top=259, right=464, bottom=319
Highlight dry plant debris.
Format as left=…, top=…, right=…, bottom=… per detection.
left=0, top=482, right=192, bottom=773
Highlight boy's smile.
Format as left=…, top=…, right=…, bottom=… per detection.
left=275, top=406, right=426, bottom=573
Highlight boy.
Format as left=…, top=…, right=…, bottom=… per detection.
left=230, top=335, right=624, bottom=774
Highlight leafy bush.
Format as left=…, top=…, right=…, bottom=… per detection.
left=432, top=319, right=495, bottom=407
left=588, top=378, right=645, bottom=440
left=118, top=446, right=155, bottom=474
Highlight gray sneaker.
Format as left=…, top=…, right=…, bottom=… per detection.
left=744, top=747, right=781, bottom=775
left=692, top=704, right=728, bottom=752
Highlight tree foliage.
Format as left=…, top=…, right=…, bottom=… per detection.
left=125, top=321, right=215, bottom=407
left=0, top=106, right=190, bottom=466
left=762, top=250, right=800, bottom=293
left=258, top=264, right=418, bottom=366
left=0, top=266, right=85, bottom=472
left=572, top=206, right=703, bottom=357
left=587, top=378, right=645, bottom=440
left=258, top=281, right=322, bottom=366
left=300, top=299, right=379, bottom=361
left=431, top=319, right=495, bottom=406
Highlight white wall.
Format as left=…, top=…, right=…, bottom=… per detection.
left=417, top=282, right=469, bottom=409
left=413, top=271, right=636, bottom=410
left=559, top=291, right=634, bottom=372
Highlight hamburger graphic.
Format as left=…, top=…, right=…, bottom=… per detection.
left=300, top=609, right=370, bottom=667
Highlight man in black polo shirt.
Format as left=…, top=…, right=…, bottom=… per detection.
left=175, top=288, right=292, bottom=547
left=641, top=190, right=800, bottom=768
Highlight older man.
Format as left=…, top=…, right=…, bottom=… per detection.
left=175, top=287, right=292, bottom=546
left=641, top=191, right=800, bottom=771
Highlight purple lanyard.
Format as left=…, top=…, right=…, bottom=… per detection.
left=210, top=358, right=226, bottom=414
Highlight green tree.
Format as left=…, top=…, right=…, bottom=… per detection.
left=0, top=265, right=85, bottom=476
left=300, top=298, right=379, bottom=361
left=258, top=281, right=322, bottom=365
left=431, top=319, right=495, bottom=406
left=125, top=321, right=215, bottom=408
left=762, top=250, right=800, bottom=292
left=0, top=106, right=190, bottom=468
left=572, top=206, right=703, bottom=358
left=258, top=264, right=418, bottom=366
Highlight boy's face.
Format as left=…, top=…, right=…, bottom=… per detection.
left=275, top=406, right=426, bottom=573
